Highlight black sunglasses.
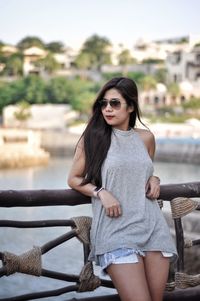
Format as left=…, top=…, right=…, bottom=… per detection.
left=99, top=98, right=126, bottom=110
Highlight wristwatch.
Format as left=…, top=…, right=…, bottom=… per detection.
left=93, top=187, right=104, bottom=198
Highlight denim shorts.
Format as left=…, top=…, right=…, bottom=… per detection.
left=98, top=247, right=173, bottom=273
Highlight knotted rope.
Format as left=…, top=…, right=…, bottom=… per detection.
left=78, top=261, right=101, bottom=292
left=184, top=238, right=193, bottom=248
left=170, top=197, right=199, bottom=219
left=71, top=216, right=92, bottom=245
left=71, top=216, right=101, bottom=292
left=3, top=246, right=41, bottom=276
left=175, top=272, right=200, bottom=289
left=165, top=281, right=175, bottom=291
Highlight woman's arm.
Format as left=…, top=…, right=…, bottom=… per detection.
left=136, top=129, right=160, bottom=200
left=145, top=131, right=160, bottom=199
left=68, top=138, right=122, bottom=217
left=68, top=138, right=96, bottom=197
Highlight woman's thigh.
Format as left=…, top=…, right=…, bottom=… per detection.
left=107, top=256, right=151, bottom=301
left=144, top=251, right=170, bottom=301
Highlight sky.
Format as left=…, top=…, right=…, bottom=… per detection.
left=0, top=0, right=200, bottom=50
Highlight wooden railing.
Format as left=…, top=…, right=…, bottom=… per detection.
left=0, top=182, right=200, bottom=301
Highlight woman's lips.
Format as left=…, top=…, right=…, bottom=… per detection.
left=105, top=116, right=114, bottom=120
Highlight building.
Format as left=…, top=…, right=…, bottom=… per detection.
left=23, top=46, right=48, bottom=76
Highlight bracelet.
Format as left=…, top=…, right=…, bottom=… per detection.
left=93, top=186, right=105, bottom=198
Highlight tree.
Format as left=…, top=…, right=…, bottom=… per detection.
left=81, top=34, right=112, bottom=71
left=118, top=49, right=134, bottom=75
left=154, top=68, right=167, bottom=84
left=72, top=90, right=95, bottom=116
left=45, top=41, right=65, bottom=53
left=74, top=52, right=91, bottom=79
left=14, top=100, right=31, bottom=127
left=3, top=52, right=23, bottom=76
left=23, top=75, right=47, bottom=104
left=35, top=53, right=60, bottom=74
left=139, top=75, right=157, bottom=91
left=0, top=41, right=4, bottom=48
left=17, top=36, right=45, bottom=50
left=46, top=77, right=73, bottom=104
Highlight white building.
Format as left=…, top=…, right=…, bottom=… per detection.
left=166, top=46, right=200, bottom=84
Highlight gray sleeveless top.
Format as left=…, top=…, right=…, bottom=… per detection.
left=89, top=127, right=177, bottom=263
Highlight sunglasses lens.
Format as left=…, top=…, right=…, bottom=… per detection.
left=99, top=99, right=121, bottom=110
left=110, top=100, right=121, bottom=109
left=99, top=100, right=107, bottom=109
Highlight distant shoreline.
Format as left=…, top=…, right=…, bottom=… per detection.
left=40, top=127, right=200, bottom=164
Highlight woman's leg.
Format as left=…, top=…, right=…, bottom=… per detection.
left=107, top=256, right=152, bottom=301
left=143, top=252, right=170, bottom=301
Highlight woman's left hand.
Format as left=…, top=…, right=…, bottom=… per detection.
left=145, top=176, right=160, bottom=200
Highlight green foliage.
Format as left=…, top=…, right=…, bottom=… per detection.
left=23, top=75, right=47, bottom=103
left=154, top=68, right=167, bottom=84
left=182, top=98, right=200, bottom=109
left=0, top=41, right=5, bottom=48
left=102, top=72, right=123, bottom=81
left=17, top=36, right=45, bottom=50
left=72, top=90, right=95, bottom=115
left=35, top=53, right=60, bottom=74
left=46, top=77, right=73, bottom=103
left=0, top=78, right=26, bottom=112
left=74, top=52, right=91, bottom=70
left=45, top=41, right=65, bottom=53
left=126, top=72, right=146, bottom=84
left=81, top=34, right=112, bottom=71
left=118, top=49, right=134, bottom=65
left=2, top=52, right=23, bottom=76
left=167, top=82, right=180, bottom=97
left=139, top=75, right=157, bottom=91
left=0, top=75, right=102, bottom=116
left=149, top=114, right=189, bottom=123
left=14, top=100, right=31, bottom=122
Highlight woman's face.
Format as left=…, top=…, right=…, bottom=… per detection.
left=100, top=88, right=133, bottom=131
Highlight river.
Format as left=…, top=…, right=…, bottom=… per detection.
left=0, top=158, right=200, bottom=300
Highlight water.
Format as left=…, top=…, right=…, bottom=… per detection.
left=0, top=158, right=200, bottom=300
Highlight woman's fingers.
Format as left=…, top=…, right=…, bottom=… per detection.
left=106, top=204, right=121, bottom=217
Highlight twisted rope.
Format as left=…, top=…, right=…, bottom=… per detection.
left=78, top=261, right=101, bottom=292
left=184, top=238, right=193, bottom=248
left=71, top=216, right=92, bottom=245
left=175, top=272, right=200, bottom=289
left=165, top=281, right=175, bottom=291
left=170, top=197, right=199, bottom=219
left=3, top=246, right=41, bottom=276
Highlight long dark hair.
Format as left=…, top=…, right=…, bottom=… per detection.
left=81, top=77, right=144, bottom=187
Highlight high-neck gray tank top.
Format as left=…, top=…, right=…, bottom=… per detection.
left=89, top=127, right=177, bottom=263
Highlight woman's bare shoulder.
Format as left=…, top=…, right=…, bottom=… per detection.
left=134, top=128, right=155, bottom=159
left=134, top=128, right=155, bottom=141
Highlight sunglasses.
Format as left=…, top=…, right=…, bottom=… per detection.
left=99, top=98, right=126, bottom=110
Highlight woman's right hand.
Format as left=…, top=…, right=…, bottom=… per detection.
left=98, top=189, right=122, bottom=218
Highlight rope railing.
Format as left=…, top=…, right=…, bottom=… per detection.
left=0, top=181, right=200, bottom=301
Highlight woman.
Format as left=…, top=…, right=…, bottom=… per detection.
left=68, top=77, right=177, bottom=301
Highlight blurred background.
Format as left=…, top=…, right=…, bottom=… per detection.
left=0, top=0, right=200, bottom=299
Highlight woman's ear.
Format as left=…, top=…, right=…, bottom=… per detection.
left=128, top=105, right=134, bottom=113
